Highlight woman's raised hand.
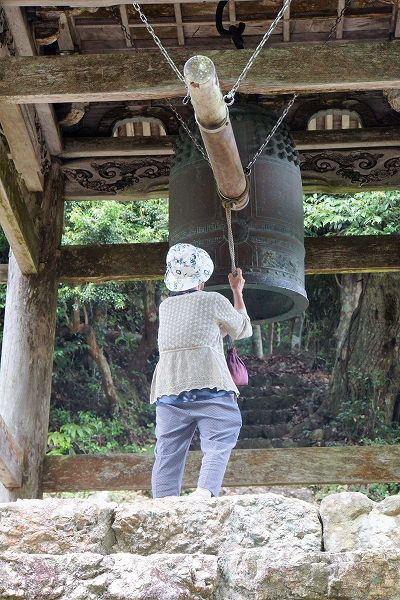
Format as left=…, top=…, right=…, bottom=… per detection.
left=228, top=267, right=245, bottom=294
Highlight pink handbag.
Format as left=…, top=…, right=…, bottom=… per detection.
left=226, top=347, right=248, bottom=386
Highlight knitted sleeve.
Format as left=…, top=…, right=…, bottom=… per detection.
left=214, top=293, right=252, bottom=341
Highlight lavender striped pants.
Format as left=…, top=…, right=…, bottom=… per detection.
left=152, top=394, right=242, bottom=498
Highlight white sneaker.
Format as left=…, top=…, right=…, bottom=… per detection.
left=188, top=487, right=212, bottom=498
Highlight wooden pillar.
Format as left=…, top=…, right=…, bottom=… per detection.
left=0, top=162, right=63, bottom=502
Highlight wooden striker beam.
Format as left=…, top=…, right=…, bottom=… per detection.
left=184, top=55, right=248, bottom=208
left=42, top=446, right=400, bottom=492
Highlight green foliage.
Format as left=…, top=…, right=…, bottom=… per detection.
left=300, top=191, right=400, bottom=367
left=47, top=408, right=155, bottom=455
left=52, top=197, right=168, bottom=420
left=312, top=482, right=400, bottom=503
left=335, top=369, right=400, bottom=442
left=0, top=228, right=9, bottom=263
left=304, top=191, right=400, bottom=237
left=63, top=199, right=168, bottom=245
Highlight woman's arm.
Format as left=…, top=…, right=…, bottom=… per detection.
left=228, top=267, right=247, bottom=312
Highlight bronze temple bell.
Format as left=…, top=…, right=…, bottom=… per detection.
left=169, top=102, right=308, bottom=324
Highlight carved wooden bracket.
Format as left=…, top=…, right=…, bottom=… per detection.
left=299, top=148, right=400, bottom=192
left=63, top=157, right=171, bottom=199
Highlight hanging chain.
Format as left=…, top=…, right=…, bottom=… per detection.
left=223, top=0, right=353, bottom=272
left=245, top=93, right=297, bottom=174
left=128, top=1, right=352, bottom=275
left=224, top=0, right=292, bottom=105
left=131, top=1, right=187, bottom=90
left=324, top=0, right=353, bottom=44
left=165, top=99, right=211, bottom=165
left=109, top=5, right=138, bottom=51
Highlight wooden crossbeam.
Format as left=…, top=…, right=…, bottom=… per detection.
left=0, top=0, right=295, bottom=5
left=60, top=136, right=176, bottom=159
left=0, top=137, right=39, bottom=274
left=0, top=235, right=397, bottom=284
left=0, top=415, right=23, bottom=488
left=56, top=236, right=400, bottom=283
left=59, top=127, right=400, bottom=160
left=58, top=242, right=169, bottom=283
left=304, top=235, right=400, bottom=275
left=0, top=43, right=399, bottom=103
left=42, top=446, right=400, bottom=492
left=0, top=235, right=399, bottom=285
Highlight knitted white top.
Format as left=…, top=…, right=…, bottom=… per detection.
left=150, top=290, right=252, bottom=403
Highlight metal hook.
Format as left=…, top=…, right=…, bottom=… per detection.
left=224, top=93, right=235, bottom=106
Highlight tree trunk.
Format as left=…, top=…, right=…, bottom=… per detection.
left=128, top=281, right=158, bottom=375
left=0, top=163, right=63, bottom=501
left=266, top=323, right=274, bottom=356
left=321, top=273, right=400, bottom=436
left=291, top=314, right=304, bottom=353
left=251, top=324, right=264, bottom=358
left=334, top=273, right=362, bottom=353
left=79, top=323, right=119, bottom=415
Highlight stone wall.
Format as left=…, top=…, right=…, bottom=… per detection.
left=0, top=491, right=399, bottom=599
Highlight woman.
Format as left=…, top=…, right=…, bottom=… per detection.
left=150, top=243, right=252, bottom=498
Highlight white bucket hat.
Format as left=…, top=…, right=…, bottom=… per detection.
left=164, top=243, right=214, bottom=292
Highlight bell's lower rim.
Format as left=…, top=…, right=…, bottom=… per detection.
left=205, top=283, right=309, bottom=324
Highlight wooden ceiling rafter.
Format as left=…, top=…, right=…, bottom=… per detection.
left=283, top=1, right=290, bottom=42
left=173, top=2, right=185, bottom=45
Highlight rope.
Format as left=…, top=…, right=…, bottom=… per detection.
left=225, top=206, right=237, bottom=276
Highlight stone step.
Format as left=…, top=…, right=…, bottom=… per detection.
left=0, top=494, right=399, bottom=599
left=241, top=408, right=292, bottom=426
left=235, top=437, right=309, bottom=449
left=238, top=386, right=318, bottom=401
left=241, top=410, right=292, bottom=425
left=239, top=423, right=291, bottom=439
left=1, top=548, right=398, bottom=599
left=238, top=395, right=299, bottom=411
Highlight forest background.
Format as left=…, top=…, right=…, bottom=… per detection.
left=1, top=191, right=400, bottom=472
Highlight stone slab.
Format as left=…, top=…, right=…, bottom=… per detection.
left=0, top=498, right=116, bottom=555
left=113, top=494, right=321, bottom=556
left=320, top=491, right=400, bottom=552
left=0, top=549, right=399, bottom=599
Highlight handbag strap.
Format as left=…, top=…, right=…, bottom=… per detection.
left=225, top=334, right=234, bottom=350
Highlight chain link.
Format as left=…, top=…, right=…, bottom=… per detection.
left=245, top=94, right=297, bottom=173
left=324, top=0, right=353, bottom=44
left=131, top=1, right=187, bottom=88
left=109, top=5, right=138, bottom=51
left=224, top=0, right=292, bottom=104
left=165, top=99, right=211, bottom=165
